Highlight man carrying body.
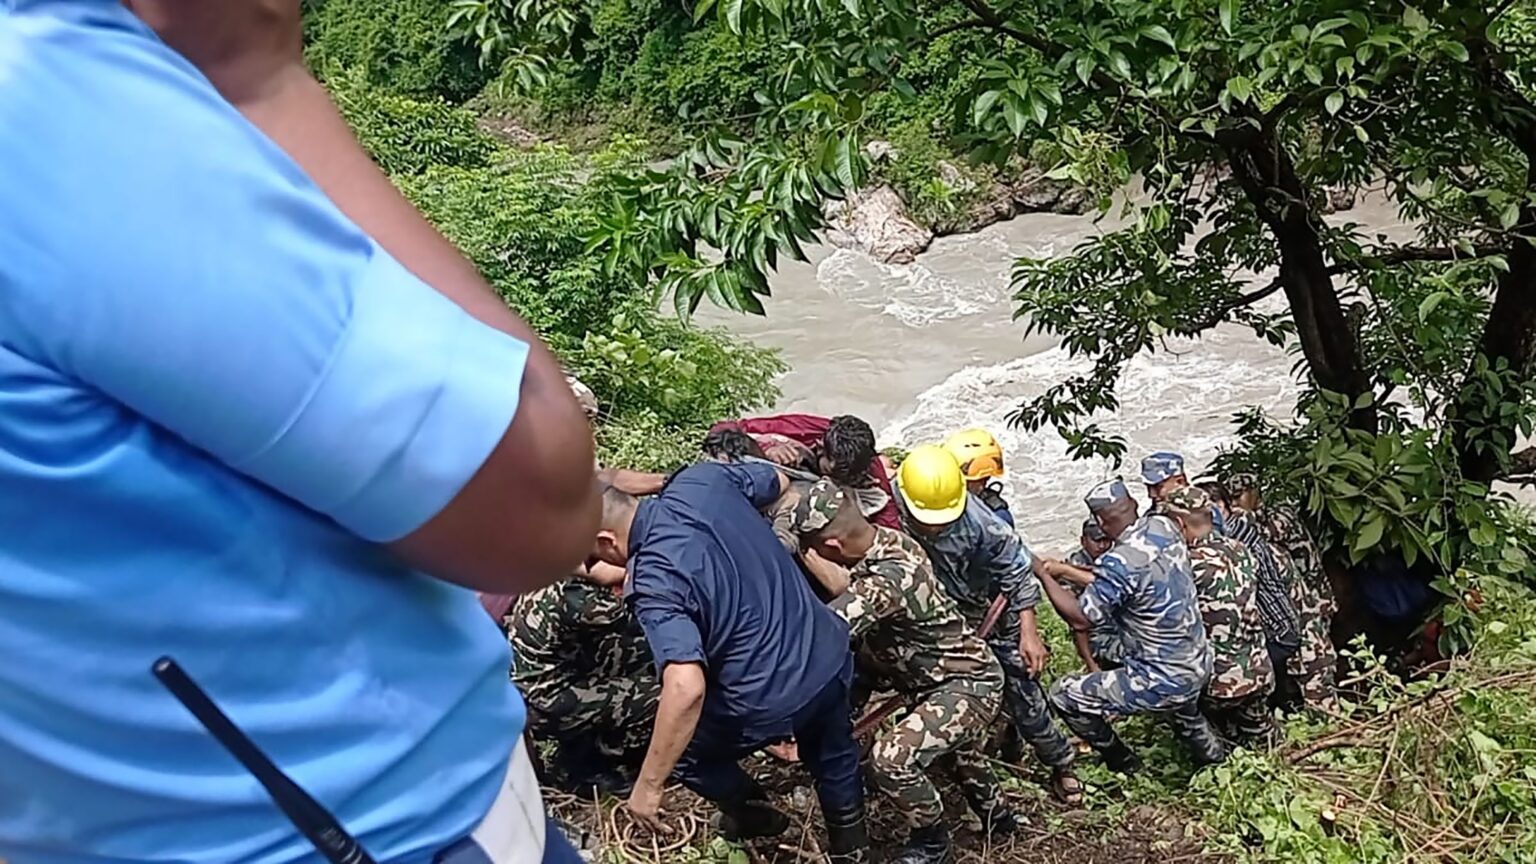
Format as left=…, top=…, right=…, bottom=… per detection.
left=1038, top=519, right=1126, bottom=670
left=1160, top=488, right=1276, bottom=746
left=793, top=479, right=1015, bottom=864
left=1200, top=480, right=1304, bottom=688
left=592, top=463, right=867, bottom=863
left=509, top=563, right=659, bottom=792
left=1226, top=475, right=1339, bottom=713
left=893, top=445, right=1082, bottom=803
left=711, top=414, right=900, bottom=529
left=1036, top=480, right=1225, bottom=772
left=944, top=428, right=1015, bottom=527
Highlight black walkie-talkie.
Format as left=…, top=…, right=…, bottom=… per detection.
left=152, top=657, right=378, bottom=864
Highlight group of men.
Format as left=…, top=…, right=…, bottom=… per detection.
left=500, top=418, right=1340, bottom=864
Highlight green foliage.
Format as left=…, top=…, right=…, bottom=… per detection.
left=337, top=78, right=782, bottom=469
left=303, top=0, right=491, bottom=102
left=329, top=68, right=497, bottom=175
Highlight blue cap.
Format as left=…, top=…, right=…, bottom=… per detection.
left=1140, top=451, right=1186, bottom=484
left=1084, top=479, right=1131, bottom=512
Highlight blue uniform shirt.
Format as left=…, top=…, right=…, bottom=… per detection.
left=626, top=463, right=851, bottom=736
left=895, top=489, right=1038, bottom=639
left=0, top=4, right=528, bottom=862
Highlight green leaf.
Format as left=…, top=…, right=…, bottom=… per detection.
left=972, top=89, right=1001, bottom=126
left=1219, top=0, right=1238, bottom=34
left=693, top=0, right=718, bottom=23
left=840, top=0, right=860, bottom=17
left=1402, top=6, right=1429, bottom=33
left=722, top=0, right=743, bottom=32
left=1002, top=96, right=1027, bottom=136
left=1226, top=75, right=1254, bottom=103
left=832, top=136, right=856, bottom=188
left=1108, top=51, right=1133, bottom=80
left=1354, top=514, right=1386, bottom=554
left=1029, top=96, right=1049, bottom=127
left=1325, top=91, right=1344, bottom=115
left=1500, top=200, right=1520, bottom=230
left=1354, top=124, right=1370, bottom=143
left=1075, top=54, right=1096, bottom=84
left=1418, top=291, right=1448, bottom=322
left=1140, top=24, right=1177, bottom=49
left=1443, top=40, right=1470, bottom=63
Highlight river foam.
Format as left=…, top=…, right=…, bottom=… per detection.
left=878, top=323, right=1303, bottom=552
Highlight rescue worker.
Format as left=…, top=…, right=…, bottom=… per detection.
left=944, top=428, right=1014, bottom=527
left=893, top=445, right=1082, bottom=804
left=509, top=563, right=660, bottom=791
left=1038, top=519, right=1126, bottom=670
left=593, top=463, right=868, bottom=863
left=1035, top=480, right=1225, bottom=772
left=1140, top=451, right=1193, bottom=505
left=1200, top=480, right=1303, bottom=687
left=1160, top=487, right=1276, bottom=746
left=1227, top=474, right=1339, bottom=713
left=792, top=479, right=1015, bottom=863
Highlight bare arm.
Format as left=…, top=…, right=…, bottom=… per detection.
left=1041, top=558, right=1096, bottom=589
left=1036, top=569, right=1093, bottom=633
left=628, top=663, right=706, bottom=825
left=1072, top=630, right=1101, bottom=673
left=130, top=0, right=598, bottom=593
left=802, top=548, right=852, bottom=598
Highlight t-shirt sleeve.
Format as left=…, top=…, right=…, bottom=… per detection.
left=737, top=414, right=830, bottom=448
left=715, top=462, right=785, bottom=509
left=976, top=506, right=1040, bottom=613
left=0, top=9, right=527, bottom=543
left=628, top=558, right=708, bottom=672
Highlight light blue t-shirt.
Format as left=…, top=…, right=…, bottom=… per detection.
left=0, top=3, right=530, bottom=863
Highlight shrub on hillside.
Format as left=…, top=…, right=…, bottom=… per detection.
left=303, top=0, right=491, bottom=102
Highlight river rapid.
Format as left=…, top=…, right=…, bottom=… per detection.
left=699, top=194, right=1417, bottom=553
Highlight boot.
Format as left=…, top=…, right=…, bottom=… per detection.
left=1100, top=740, right=1143, bottom=774
left=960, top=788, right=1017, bottom=838
left=823, top=802, right=869, bottom=864
left=891, top=824, right=950, bottom=864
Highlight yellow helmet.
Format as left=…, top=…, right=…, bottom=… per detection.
left=943, top=428, right=1005, bottom=481
left=896, top=445, right=968, bottom=525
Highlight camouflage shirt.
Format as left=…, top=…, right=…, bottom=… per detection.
left=508, top=577, right=654, bottom=712
left=1187, top=534, right=1274, bottom=700
left=830, top=527, right=1004, bottom=693
left=1257, top=505, right=1336, bottom=617
left=1064, top=548, right=1127, bottom=663
left=767, top=477, right=814, bottom=555
left=1079, top=515, right=1211, bottom=694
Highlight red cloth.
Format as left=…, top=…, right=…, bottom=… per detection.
left=713, top=413, right=901, bottom=529
left=479, top=592, right=516, bottom=621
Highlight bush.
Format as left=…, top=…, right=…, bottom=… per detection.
left=303, top=0, right=492, bottom=102
left=341, top=91, right=783, bottom=470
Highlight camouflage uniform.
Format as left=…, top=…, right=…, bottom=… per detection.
left=1048, top=481, right=1225, bottom=765
left=1254, top=497, right=1338, bottom=712
left=894, top=485, right=1077, bottom=771
left=794, top=483, right=1009, bottom=829
left=1171, top=487, right=1276, bottom=746
left=508, top=578, right=659, bottom=780
left=1063, top=547, right=1127, bottom=666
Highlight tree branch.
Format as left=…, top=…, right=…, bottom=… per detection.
left=1499, top=446, right=1536, bottom=483
left=926, top=18, right=993, bottom=39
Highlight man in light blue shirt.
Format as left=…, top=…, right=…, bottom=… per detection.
left=0, top=2, right=599, bottom=863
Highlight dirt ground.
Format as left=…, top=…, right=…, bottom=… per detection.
left=543, top=755, right=1223, bottom=864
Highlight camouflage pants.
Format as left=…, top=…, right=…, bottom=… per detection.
left=526, top=675, right=660, bottom=774
left=991, top=639, right=1077, bottom=769
left=1286, top=586, right=1338, bottom=713
left=1049, top=668, right=1225, bottom=764
left=1202, top=690, right=1275, bottom=748
left=867, top=680, right=1004, bottom=829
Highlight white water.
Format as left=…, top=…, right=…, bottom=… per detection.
left=698, top=196, right=1415, bottom=552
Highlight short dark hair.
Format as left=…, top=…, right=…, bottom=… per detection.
left=822, top=415, right=876, bottom=484
left=1196, top=480, right=1231, bottom=508
left=702, top=427, right=766, bottom=461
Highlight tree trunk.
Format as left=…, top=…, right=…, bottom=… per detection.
left=1227, top=135, right=1376, bottom=429
left=1455, top=204, right=1536, bottom=483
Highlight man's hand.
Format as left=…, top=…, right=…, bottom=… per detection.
left=626, top=780, right=666, bottom=831
left=1019, top=629, right=1051, bottom=677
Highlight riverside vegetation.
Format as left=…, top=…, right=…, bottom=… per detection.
left=303, top=0, right=1536, bottom=859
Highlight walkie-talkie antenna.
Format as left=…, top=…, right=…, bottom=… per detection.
left=152, top=657, right=377, bottom=864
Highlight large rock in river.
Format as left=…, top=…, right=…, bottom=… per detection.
left=823, top=185, right=934, bottom=264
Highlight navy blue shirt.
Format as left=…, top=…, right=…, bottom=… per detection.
left=627, top=463, right=851, bottom=734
